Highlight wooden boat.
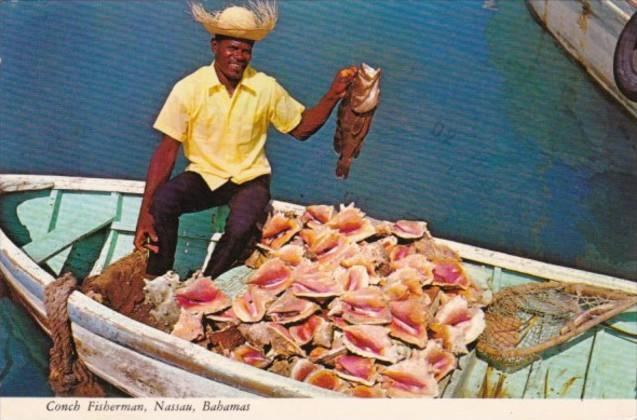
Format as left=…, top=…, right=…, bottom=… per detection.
left=527, top=0, right=637, bottom=118
left=0, top=174, right=635, bottom=398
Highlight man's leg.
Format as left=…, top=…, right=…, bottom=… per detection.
left=146, top=172, right=219, bottom=277
left=203, top=176, right=270, bottom=279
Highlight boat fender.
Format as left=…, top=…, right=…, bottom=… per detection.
left=614, top=12, right=637, bottom=101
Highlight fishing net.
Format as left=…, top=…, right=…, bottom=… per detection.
left=476, top=282, right=637, bottom=372
left=80, top=250, right=158, bottom=328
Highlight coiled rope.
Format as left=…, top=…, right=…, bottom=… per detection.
left=44, top=272, right=105, bottom=396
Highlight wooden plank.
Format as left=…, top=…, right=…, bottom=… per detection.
left=491, top=266, right=503, bottom=291
left=22, top=188, right=73, bottom=274
left=0, top=246, right=50, bottom=330
left=89, top=230, right=118, bottom=276
left=212, top=205, right=230, bottom=233
left=452, top=355, right=532, bottom=398
left=15, top=194, right=56, bottom=243
left=173, top=237, right=211, bottom=278
left=91, top=231, right=217, bottom=280
left=20, top=191, right=117, bottom=264
left=94, top=231, right=213, bottom=279
left=113, top=206, right=221, bottom=240
left=583, top=305, right=637, bottom=398
left=0, top=190, right=52, bottom=249
left=14, top=189, right=69, bottom=274
left=59, top=228, right=110, bottom=279
left=449, top=351, right=512, bottom=398
left=22, top=212, right=115, bottom=263
left=437, top=239, right=637, bottom=293
left=201, top=234, right=222, bottom=271
left=73, top=324, right=258, bottom=397
left=109, top=196, right=227, bottom=277
left=103, top=232, right=134, bottom=267
left=463, top=262, right=492, bottom=291
left=110, top=194, right=142, bottom=232
left=441, top=350, right=478, bottom=398
left=44, top=247, right=72, bottom=275
left=179, top=208, right=223, bottom=240
left=0, top=174, right=144, bottom=194
left=523, top=330, right=596, bottom=398
left=49, top=192, right=118, bottom=233
left=112, top=201, right=227, bottom=243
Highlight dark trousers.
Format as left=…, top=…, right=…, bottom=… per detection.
left=146, top=171, right=271, bottom=278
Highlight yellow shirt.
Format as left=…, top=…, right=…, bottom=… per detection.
left=153, top=62, right=305, bottom=190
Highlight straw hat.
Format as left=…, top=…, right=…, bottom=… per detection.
left=191, top=1, right=278, bottom=41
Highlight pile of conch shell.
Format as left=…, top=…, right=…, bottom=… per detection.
left=143, top=203, right=491, bottom=398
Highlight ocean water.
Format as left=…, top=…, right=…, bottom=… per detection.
left=0, top=0, right=635, bottom=396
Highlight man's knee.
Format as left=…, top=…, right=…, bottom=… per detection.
left=151, top=172, right=212, bottom=220
left=150, top=183, right=181, bottom=219
left=223, top=217, right=259, bottom=242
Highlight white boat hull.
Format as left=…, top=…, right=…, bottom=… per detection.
left=528, top=0, right=637, bottom=118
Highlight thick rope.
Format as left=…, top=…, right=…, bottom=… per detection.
left=44, top=272, right=105, bottom=397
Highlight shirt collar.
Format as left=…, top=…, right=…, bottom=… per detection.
left=207, top=62, right=257, bottom=94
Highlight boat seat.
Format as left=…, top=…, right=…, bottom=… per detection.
left=22, top=212, right=116, bottom=264
left=18, top=190, right=118, bottom=270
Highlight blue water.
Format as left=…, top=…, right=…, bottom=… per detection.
left=0, top=297, right=53, bottom=396
left=1, top=0, right=635, bottom=396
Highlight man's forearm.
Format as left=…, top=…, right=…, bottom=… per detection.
left=138, top=135, right=180, bottom=216
left=290, top=92, right=341, bottom=141
left=134, top=135, right=180, bottom=251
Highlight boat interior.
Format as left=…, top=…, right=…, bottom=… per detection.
left=0, top=180, right=635, bottom=398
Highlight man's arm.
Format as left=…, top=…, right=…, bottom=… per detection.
left=289, top=66, right=357, bottom=141
left=133, top=134, right=181, bottom=252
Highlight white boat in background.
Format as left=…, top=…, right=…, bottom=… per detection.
left=527, top=0, right=637, bottom=117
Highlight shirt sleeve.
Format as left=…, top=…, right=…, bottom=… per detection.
left=153, top=82, right=189, bottom=142
left=269, top=80, right=306, bottom=134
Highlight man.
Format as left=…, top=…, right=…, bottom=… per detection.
left=133, top=2, right=356, bottom=279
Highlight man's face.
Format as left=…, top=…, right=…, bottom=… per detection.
left=211, top=37, right=254, bottom=82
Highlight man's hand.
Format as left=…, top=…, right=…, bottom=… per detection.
left=328, top=66, right=358, bottom=99
left=134, top=211, right=159, bottom=253
left=133, top=135, right=181, bottom=254
left=289, top=66, right=358, bottom=141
